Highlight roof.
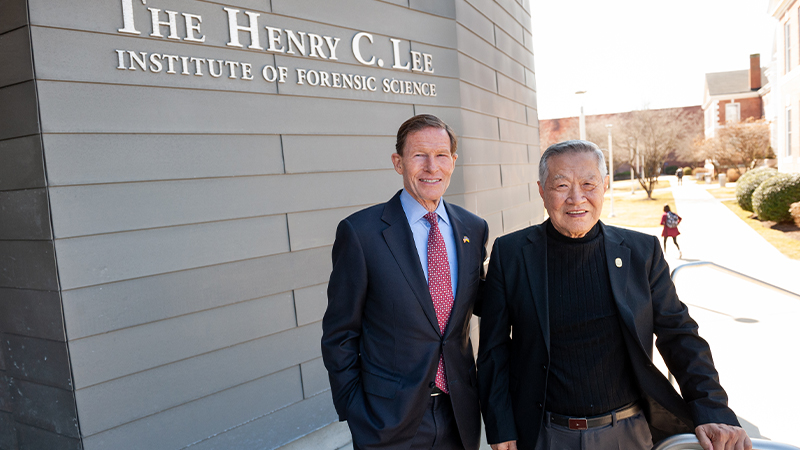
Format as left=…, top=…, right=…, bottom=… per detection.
left=705, top=68, right=768, bottom=96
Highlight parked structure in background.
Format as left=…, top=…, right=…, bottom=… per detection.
left=769, top=0, right=800, bottom=173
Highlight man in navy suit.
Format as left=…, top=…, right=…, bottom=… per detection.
left=322, top=115, right=489, bottom=450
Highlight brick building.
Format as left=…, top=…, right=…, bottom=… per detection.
left=702, top=54, right=768, bottom=139
left=539, top=106, right=703, bottom=170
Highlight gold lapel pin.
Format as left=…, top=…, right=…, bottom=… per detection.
left=463, top=236, right=470, bottom=243
left=615, top=258, right=622, bottom=268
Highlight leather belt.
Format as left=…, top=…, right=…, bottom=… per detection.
left=549, top=402, right=641, bottom=430
left=430, top=386, right=446, bottom=397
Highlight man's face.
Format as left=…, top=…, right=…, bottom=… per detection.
left=538, top=151, right=608, bottom=238
left=391, top=127, right=457, bottom=212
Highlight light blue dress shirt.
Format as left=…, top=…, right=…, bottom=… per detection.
left=399, top=189, right=458, bottom=297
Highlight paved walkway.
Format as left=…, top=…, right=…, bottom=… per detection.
left=621, top=176, right=800, bottom=447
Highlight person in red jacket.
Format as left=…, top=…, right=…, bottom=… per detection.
left=661, top=204, right=682, bottom=258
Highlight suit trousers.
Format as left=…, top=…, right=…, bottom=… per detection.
left=409, top=394, right=464, bottom=450
left=534, top=409, right=653, bottom=450
left=351, top=394, right=464, bottom=450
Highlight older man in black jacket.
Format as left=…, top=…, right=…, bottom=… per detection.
left=477, top=140, right=750, bottom=450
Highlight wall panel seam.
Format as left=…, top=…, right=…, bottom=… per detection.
left=460, top=77, right=535, bottom=108
left=58, top=247, right=331, bottom=292
left=456, top=23, right=532, bottom=68
left=77, top=367, right=318, bottom=439
left=457, top=2, right=526, bottom=47
left=73, top=321, right=322, bottom=392
left=24, top=4, right=85, bottom=443
left=36, top=79, right=457, bottom=109
left=180, top=388, right=333, bottom=449
left=0, top=25, right=27, bottom=37
left=45, top=168, right=398, bottom=189
left=0, top=133, right=40, bottom=143
left=65, top=290, right=321, bottom=341
left=0, top=80, right=39, bottom=92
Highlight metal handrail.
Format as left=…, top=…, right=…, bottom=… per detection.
left=670, top=261, right=800, bottom=299
left=663, top=265, right=800, bottom=450
left=654, top=434, right=800, bottom=450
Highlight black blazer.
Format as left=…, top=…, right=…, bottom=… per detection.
left=322, top=191, right=489, bottom=450
left=477, top=221, right=739, bottom=449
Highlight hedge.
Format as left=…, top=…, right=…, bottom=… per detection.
left=735, top=167, right=777, bottom=212
left=752, top=173, right=800, bottom=222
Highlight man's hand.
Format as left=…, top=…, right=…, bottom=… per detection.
left=695, top=423, right=752, bottom=450
left=490, top=441, right=518, bottom=450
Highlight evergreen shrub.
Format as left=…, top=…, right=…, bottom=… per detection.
left=752, top=173, right=800, bottom=222
left=735, top=167, right=777, bottom=212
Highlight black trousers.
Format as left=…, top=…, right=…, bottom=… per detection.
left=408, top=394, right=465, bottom=450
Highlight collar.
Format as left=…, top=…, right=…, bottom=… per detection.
left=399, top=189, right=451, bottom=226
left=545, top=218, right=601, bottom=244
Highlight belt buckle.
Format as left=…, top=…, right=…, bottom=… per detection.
left=568, top=418, right=588, bottom=430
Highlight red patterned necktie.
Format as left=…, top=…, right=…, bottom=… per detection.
left=424, top=211, right=454, bottom=394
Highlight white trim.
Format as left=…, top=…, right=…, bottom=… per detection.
left=786, top=21, right=792, bottom=73
left=769, top=0, right=792, bottom=18
left=786, top=105, right=792, bottom=157
left=705, top=92, right=762, bottom=103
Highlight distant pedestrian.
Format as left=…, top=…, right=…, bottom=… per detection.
left=676, top=168, right=684, bottom=185
left=661, top=204, right=682, bottom=258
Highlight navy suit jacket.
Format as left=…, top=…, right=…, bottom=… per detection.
left=322, top=191, right=489, bottom=450
left=477, top=221, right=739, bottom=449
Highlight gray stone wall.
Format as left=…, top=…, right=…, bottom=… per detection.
left=0, top=2, right=83, bottom=449
left=0, top=0, right=539, bottom=449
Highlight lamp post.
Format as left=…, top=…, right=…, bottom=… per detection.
left=606, top=124, right=615, bottom=217
left=576, top=90, right=587, bottom=140
left=630, top=141, right=635, bottom=195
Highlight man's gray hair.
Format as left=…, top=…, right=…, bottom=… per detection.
left=538, top=140, right=607, bottom=184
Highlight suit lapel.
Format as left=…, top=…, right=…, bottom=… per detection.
left=523, top=224, right=550, bottom=351
left=381, top=192, right=441, bottom=335
left=601, top=223, right=647, bottom=353
left=444, top=202, right=472, bottom=338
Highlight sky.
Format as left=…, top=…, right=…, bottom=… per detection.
left=530, top=0, right=776, bottom=119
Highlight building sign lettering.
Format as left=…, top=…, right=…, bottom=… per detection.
left=115, top=0, right=437, bottom=96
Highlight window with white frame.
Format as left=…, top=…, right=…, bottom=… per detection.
left=786, top=22, right=792, bottom=73
left=725, top=103, right=740, bottom=123
left=787, top=106, right=792, bottom=156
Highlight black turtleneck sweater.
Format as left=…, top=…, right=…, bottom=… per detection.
left=545, top=220, right=639, bottom=417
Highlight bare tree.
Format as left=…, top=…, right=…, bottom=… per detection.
left=585, top=117, right=630, bottom=175
left=716, top=118, right=774, bottom=174
left=615, top=108, right=701, bottom=199
left=684, top=118, right=773, bottom=176
left=687, top=136, right=725, bottom=174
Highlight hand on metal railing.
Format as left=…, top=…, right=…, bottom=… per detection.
left=653, top=433, right=800, bottom=450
